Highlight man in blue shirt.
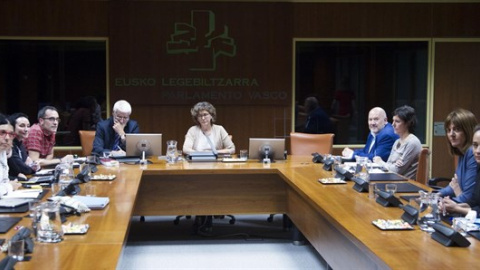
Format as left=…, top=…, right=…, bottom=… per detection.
left=342, top=107, right=398, bottom=161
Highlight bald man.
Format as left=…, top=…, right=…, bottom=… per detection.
left=342, top=107, right=398, bottom=161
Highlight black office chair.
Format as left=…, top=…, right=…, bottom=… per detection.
left=174, top=214, right=236, bottom=226
left=427, top=155, right=457, bottom=190
left=174, top=136, right=236, bottom=232
left=173, top=215, right=192, bottom=225
left=428, top=177, right=452, bottom=190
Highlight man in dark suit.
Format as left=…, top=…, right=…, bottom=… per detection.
left=92, top=100, right=139, bottom=156
left=342, top=107, right=398, bottom=161
left=303, top=97, right=334, bottom=134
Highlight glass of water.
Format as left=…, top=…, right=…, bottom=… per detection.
left=385, top=183, right=397, bottom=194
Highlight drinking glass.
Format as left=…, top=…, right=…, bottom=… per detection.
left=85, top=183, right=96, bottom=197
left=28, top=200, right=40, bottom=218
left=385, top=184, right=397, bottom=194
left=239, top=150, right=248, bottom=159
left=8, top=239, right=24, bottom=261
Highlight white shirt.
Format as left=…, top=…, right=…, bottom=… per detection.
left=0, top=151, right=14, bottom=195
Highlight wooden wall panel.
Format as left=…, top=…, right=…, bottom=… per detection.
left=432, top=4, right=480, bottom=37
left=293, top=3, right=432, bottom=38
left=0, top=0, right=108, bottom=36
left=432, top=42, right=480, bottom=178
left=108, top=1, right=292, bottom=106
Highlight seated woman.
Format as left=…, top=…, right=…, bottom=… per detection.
left=183, top=101, right=235, bottom=155
left=373, top=105, right=422, bottom=179
left=438, top=108, right=478, bottom=203
left=182, top=101, right=235, bottom=234
left=442, top=124, right=480, bottom=217
left=7, top=113, right=40, bottom=180
left=0, top=113, right=22, bottom=195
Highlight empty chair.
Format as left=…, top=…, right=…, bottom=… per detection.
left=290, top=132, right=335, bottom=155
left=268, top=132, right=334, bottom=226
left=78, top=130, right=95, bottom=157
left=415, top=148, right=430, bottom=185
left=428, top=155, right=459, bottom=189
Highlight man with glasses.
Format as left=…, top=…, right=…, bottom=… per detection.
left=92, top=100, right=139, bottom=157
left=23, top=106, right=73, bottom=166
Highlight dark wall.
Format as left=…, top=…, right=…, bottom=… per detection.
left=1, top=1, right=479, bottom=177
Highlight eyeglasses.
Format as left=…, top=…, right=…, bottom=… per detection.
left=197, top=113, right=210, bottom=118
left=43, top=117, right=61, bottom=123
left=0, top=130, right=16, bottom=138
left=114, top=115, right=130, bottom=121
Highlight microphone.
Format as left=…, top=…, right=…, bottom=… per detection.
left=56, top=179, right=81, bottom=196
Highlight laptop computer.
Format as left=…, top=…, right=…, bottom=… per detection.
left=0, top=198, right=30, bottom=208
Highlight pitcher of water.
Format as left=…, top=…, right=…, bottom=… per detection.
left=36, top=202, right=64, bottom=243
left=54, top=161, right=74, bottom=184
left=355, top=157, right=370, bottom=182
left=166, top=140, right=178, bottom=164
left=412, top=191, right=441, bottom=233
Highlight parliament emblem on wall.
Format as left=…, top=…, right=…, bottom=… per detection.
left=166, top=10, right=237, bottom=71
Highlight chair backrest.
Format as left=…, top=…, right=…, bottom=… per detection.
left=78, top=130, right=96, bottom=157
left=290, top=132, right=334, bottom=155
left=416, top=148, right=430, bottom=185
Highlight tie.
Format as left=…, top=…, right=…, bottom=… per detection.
left=112, top=133, right=121, bottom=151
left=368, top=135, right=376, bottom=153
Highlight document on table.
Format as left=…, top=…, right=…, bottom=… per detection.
left=3, top=189, right=42, bottom=199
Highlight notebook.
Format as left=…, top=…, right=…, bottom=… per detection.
left=0, top=217, right=22, bottom=233
left=2, top=189, right=42, bottom=199
left=112, top=156, right=141, bottom=164
left=376, top=182, right=426, bottom=193
left=369, top=173, right=408, bottom=181
left=25, top=175, right=55, bottom=184
left=73, top=196, right=110, bottom=210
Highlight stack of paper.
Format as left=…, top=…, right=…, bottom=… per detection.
left=0, top=198, right=31, bottom=208
left=3, top=189, right=42, bottom=199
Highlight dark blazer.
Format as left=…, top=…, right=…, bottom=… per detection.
left=467, top=167, right=480, bottom=216
left=303, top=107, right=334, bottom=134
left=8, top=138, right=35, bottom=177
left=92, top=117, right=140, bottom=156
left=353, top=123, right=399, bottom=161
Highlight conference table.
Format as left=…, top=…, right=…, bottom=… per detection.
left=2, top=156, right=479, bottom=269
